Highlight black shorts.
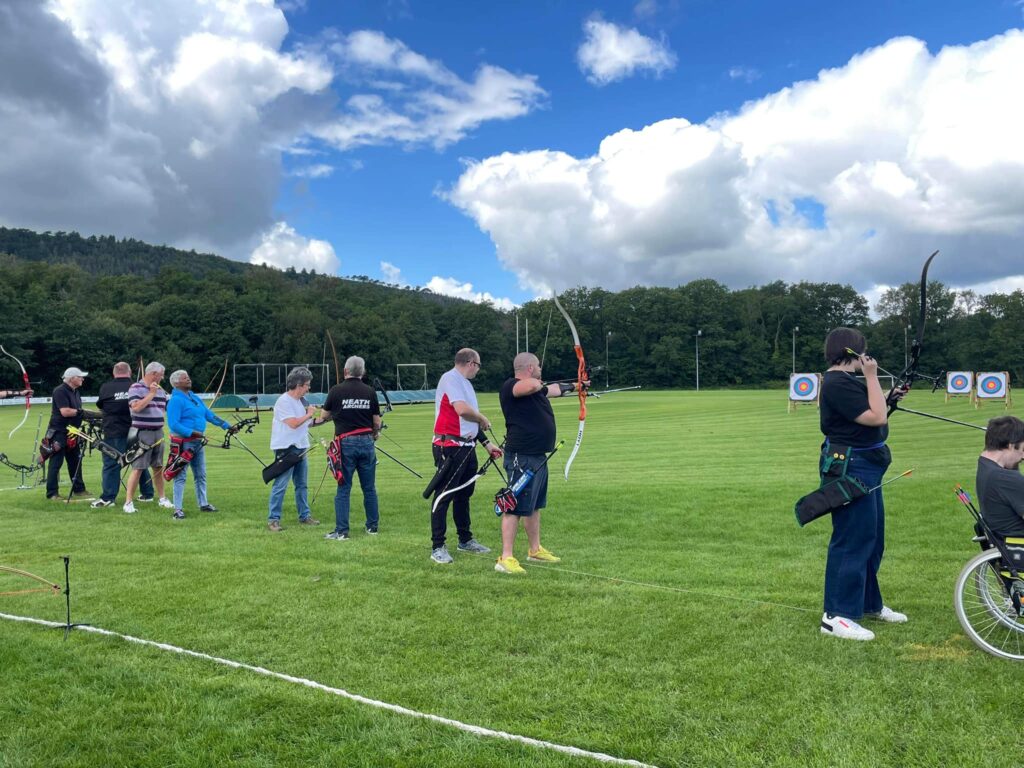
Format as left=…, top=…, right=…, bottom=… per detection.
left=503, top=451, right=548, bottom=516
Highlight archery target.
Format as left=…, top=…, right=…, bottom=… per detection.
left=977, top=372, right=1008, bottom=399
left=947, top=371, right=973, bottom=395
left=790, top=373, right=819, bottom=401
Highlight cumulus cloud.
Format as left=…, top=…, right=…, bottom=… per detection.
left=450, top=32, right=1024, bottom=294
left=0, top=1, right=544, bottom=271
left=577, top=18, right=677, bottom=85
left=425, top=277, right=517, bottom=311
left=250, top=222, right=339, bottom=272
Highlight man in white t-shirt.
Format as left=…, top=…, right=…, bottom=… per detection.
left=428, top=348, right=502, bottom=564
left=267, top=367, right=320, bottom=532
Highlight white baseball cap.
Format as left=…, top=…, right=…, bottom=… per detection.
left=63, top=367, right=89, bottom=379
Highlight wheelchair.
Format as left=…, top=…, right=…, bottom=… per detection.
left=953, top=485, right=1024, bottom=661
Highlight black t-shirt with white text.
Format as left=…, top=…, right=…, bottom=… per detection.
left=97, top=376, right=136, bottom=438
left=499, top=377, right=556, bottom=455
left=323, top=378, right=380, bottom=435
left=819, top=371, right=888, bottom=447
left=976, top=456, right=1024, bottom=538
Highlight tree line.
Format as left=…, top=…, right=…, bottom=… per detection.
left=0, top=228, right=1021, bottom=395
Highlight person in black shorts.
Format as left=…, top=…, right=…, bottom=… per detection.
left=495, top=351, right=586, bottom=574
left=319, top=355, right=382, bottom=540
left=816, top=328, right=908, bottom=641
left=976, top=415, right=1024, bottom=539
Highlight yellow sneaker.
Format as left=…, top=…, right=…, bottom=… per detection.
left=495, top=556, right=526, bottom=574
left=527, top=546, right=560, bottom=563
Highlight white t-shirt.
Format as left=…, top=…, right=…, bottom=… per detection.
left=433, top=368, right=478, bottom=445
left=271, top=393, right=310, bottom=450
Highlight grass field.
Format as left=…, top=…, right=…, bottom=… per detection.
left=1, top=388, right=1019, bottom=767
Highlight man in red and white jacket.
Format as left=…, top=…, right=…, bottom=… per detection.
left=429, top=348, right=502, bottom=564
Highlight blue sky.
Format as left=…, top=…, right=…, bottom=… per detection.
left=2, top=0, right=1023, bottom=308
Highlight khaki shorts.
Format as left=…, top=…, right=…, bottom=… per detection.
left=130, top=429, right=165, bottom=470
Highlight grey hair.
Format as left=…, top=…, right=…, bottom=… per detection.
left=286, top=366, right=313, bottom=391
left=513, top=352, right=538, bottom=372
left=146, top=361, right=165, bottom=375
left=169, top=369, right=189, bottom=386
left=113, top=361, right=131, bottom=375
left=344, top=356, right=365, bottom=377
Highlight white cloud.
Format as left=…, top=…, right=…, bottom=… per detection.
left=289, top=164, right=334, bottom=178
left=577, top=18, right=677, bottom=85
left=250, top=222, right=339, bottom=273
left=316, top=30, right=546, bottom=150
left=727, top=66, right=761, bottom=83
left=380, top=260, right=405, bottom=284
left=449, top=31, right=1024, bottom=295
left=425, top=277, right=517, bottom=311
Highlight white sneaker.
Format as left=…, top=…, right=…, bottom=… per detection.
left=157, top=497, right=174, bottom=509
left=820, top=613, right=875, bottom=641
left=123, top=501, right=136, bottom=514
left=866, top=606, right=908, bottom=623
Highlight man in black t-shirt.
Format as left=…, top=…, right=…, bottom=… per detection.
left=91, top=362, right=154, bottom=508
left=495, top=352, right=585, bottom=574
left=319, top=355, right=382, bottom=539
left=46, top=366, right=89, bottom=500
left=976, top=415, right=1024, bottom=538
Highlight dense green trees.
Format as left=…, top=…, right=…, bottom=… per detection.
left=0, top=227, right=1020, bottom=394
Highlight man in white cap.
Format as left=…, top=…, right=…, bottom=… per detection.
left=45, top=366, right=90, bottom=500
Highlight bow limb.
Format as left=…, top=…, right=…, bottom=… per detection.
left=430, top=452, right=496, bottom=515
left=0, top=565, right=61, bottom=596
left=0, top=345, right=31, bottom=439
left=326, top=329, right=341, bottom=387
left=887, top=250, right=938, bottom=415
left=552, top=296, right=586, bottom=480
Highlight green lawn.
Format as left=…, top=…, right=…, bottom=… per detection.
left=0, top=389, right=1017, bottom=767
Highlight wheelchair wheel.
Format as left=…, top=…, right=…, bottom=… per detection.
left=954, top=548, right=1024, bottom=661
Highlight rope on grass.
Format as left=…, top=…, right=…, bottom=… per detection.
left=0, top=611, right=661, bottom=768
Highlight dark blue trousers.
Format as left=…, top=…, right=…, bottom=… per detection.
left=823, top=452, right=889, bottom=619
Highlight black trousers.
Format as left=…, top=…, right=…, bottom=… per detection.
left=430, top=445, right=478, bottom=549
left=46, top=443, right=86, bottom=498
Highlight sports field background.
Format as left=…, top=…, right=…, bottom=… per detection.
left=1, top=389, right=1018, bottom=767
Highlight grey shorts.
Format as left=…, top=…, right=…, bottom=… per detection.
left=130, top=429, right=165, bottom=470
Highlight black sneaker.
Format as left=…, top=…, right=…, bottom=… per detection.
left=366, top=526, right=378, bottom=535
left=90, top=499, right=115, bottom=509
left=199, top=504, right=218, bottom=512
left=324, top=530, right=349, bottom=540
left=173, top=510, right=185, bottom=520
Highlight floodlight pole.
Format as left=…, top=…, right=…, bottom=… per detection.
left=695, top=329, right=702, bottom=392
left=605, top=331, right=612, bottom=388
left=792, top=326, right=799, bottom=374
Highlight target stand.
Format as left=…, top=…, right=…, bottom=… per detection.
left=975, top=371, right=1012, bottom=410
left=945, top=371, right=975, bottom=404
left=788, top=373, right=821, bottom=413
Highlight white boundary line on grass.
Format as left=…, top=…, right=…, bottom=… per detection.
left=0, top=611, right=661, bottom=768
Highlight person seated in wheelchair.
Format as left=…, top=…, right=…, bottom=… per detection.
left=976, top=415, right=1024, bottom=541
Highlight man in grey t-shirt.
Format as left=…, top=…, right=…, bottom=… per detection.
left=976, top=415, right=1024, bottom=538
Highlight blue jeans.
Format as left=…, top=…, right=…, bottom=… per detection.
left=333, top=436, right=378, bottom=533
left=823, top=451, right=889, bottom=619
left=101, top=435, right=153, bottom=503
left=173, top=438, right=208, bottom=510
left=268, top=447, right=311, bottom=521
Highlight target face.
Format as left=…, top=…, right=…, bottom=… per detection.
left=977, top=373, right=1007, bottom=398
left=949, top=373, right=970, bottom=392
left=790, top=374, right=819, bottom=401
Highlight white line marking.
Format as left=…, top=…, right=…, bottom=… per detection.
left=0, top=611, right=660, bottom=768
